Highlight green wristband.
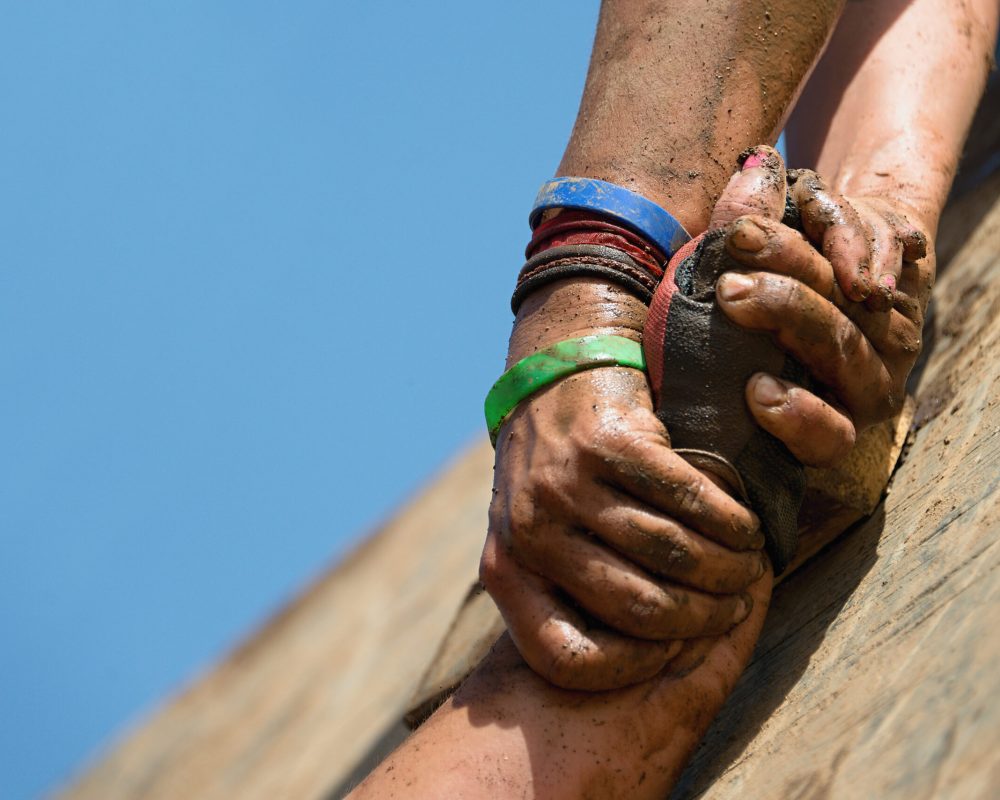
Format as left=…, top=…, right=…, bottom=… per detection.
left=484, top=334, right=646, bottom=446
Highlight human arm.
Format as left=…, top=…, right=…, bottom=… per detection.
left=349, top=5, right=1000, bottom=798
left=787, top=0, right=999, bottom=238
left=487, top=0, right=850, bottom=691
left=350, top=569, right=772, bottom=800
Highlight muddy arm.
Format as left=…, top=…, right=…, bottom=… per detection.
left=350, top=2, right=847, bottom=798
left=787, top=0, right=999, bottom=237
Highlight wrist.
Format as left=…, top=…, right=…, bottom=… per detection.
left=506, top=277, right=647, bottom=367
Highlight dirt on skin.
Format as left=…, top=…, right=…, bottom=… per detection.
left=557, top=0, right=843, bottom=232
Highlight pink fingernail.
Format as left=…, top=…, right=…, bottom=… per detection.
left=880, top=274, right=897, bottom=292
left=752, top=374, right=786, bottom=407
left=717, top=272, right=755, bottom=301
left=742, top=150, right=767, bottom=171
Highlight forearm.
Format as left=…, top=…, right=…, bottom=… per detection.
left=787, top=0, right=1000, bottom=234
left=352, top=571, right=771, bottom=800
left=350, top=637, right=701, bottom=799
left=358, top=5, right=854, bottom=798
left=559, top=0, right=845, bottom=235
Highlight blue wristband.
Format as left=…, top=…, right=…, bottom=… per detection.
left=530, top=176, right=691, bottom=261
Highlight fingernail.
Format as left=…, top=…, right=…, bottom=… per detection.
left=665, top=640, right=684, bottom=660
left=736, top=593, right=754, bottom=621
left=756, top=551, right=769, bottom=579
left=741, top=147, right=768, bottom=171
left=752, top=374, right=787, bottom=407
left=869, top=274, right=896, bottom=312
left=717, top=272, right=755, bottom=301
left=729, top=218, right=769, bottom=253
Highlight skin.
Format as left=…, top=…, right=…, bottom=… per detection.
left=724, top=0, right=1000, bottom=451
left=352, top=573, right=772, bottom=800
left=490, top=0, right=848, bottom=693
left=491, top=0, right=1000, bottom=691
left=558, top=0, right=844, bottom=234
left=350, top=1, right=998, bottom=797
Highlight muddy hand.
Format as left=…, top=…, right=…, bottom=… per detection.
left=482, top=276, right=765, bottom=692
left=788, top=169, right=929, bottom=311
left=707, top=146, right=858, bottom=466
left=719, top=163, right=933, bottom=436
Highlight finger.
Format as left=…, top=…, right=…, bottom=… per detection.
left=708, top=145, right=787, bottom=231
left=721, top=208, right=917, bottom=358
left=479, top=531, right=682, bottom=691
left=573, top=484, right=767, bottom=593
left=717, top=271, right=900, bottom=426
left=724, top=215, right=836, bottom=298
left=514, top=523, right=753, bottom=641
left=745, top=373, right=856, bottom=467
left=896, top=250, right=934, bottom=320
left=789, top=169, right=874, bottom=302
left=593, top=436, right=764, bottom=551
left=653, top=565, right=773, bottom=703
left=901, top=226, right=928, bottom=262
left=877, top=203, right=929, bottom=263
left=854, top=202, right=903, bottom=313
left=838, top=300, right=923, bottom=376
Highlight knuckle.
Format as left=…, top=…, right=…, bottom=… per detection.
left=671, top=476, right=706, bottom=516
left=531, top=466, right=565, bottom=508
left=478, top=548, right=504, bottom=593
left=506, top=489, right=537, bottom=545
left=834, top=316, right=864, bottom=362
left=830, top=416, right=858, bottom=459
left=895, top=325, right=923, bottom=358
left=813, top=423, right=856, bottom=468
left=545, top=640, right=596, bottom=688
left=871, top=390, right=901, bottom=423
left=659, top=537, right=696, bottom=573
left=778, top=276, right=803, bottom=310
left=628, top=585, right=673, bottom=626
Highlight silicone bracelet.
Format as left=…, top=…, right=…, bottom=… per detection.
left=530, top=177, right=691, bottom=261
left=485, top=334, right=646, bottom=446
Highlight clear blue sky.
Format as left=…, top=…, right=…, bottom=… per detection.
left=0, top=3, right=599, bottom=797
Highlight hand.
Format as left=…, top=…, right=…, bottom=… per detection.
left=453, top=565, right=773, bottom=799
left=480, top=148, right=862, bottom=691
left=482, top=351, right=766, bottom=690
left=716, top=163, right=933, bottom=446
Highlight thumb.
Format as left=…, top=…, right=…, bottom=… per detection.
left=709, top=145, right=787, bottom=231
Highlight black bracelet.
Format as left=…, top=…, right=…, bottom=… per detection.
left=510, top=244, right=658, bottom=314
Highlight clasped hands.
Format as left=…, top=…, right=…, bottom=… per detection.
left=481, top=147, right=932, bottom=691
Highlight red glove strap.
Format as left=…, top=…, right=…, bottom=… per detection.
left=643, top=233, right=705, bottom=394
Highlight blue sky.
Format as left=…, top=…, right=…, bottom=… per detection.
left=0, top=3, right=598, bottom=797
